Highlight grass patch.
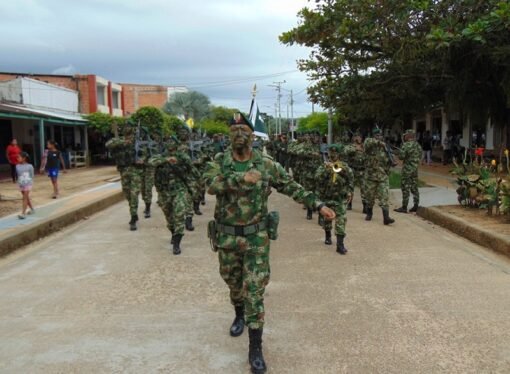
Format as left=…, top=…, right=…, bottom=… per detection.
left=389, top=171, right=427, bottom=189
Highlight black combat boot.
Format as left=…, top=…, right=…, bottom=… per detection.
left=347, top=201, right=352, bottom=210
left=382, top=208, right=395, bottom=225
left=362, top=202, right=367, bottom=214
left=185, top=216, right=195, bottom=231
left=201, top=192, right=206, bottom=205
left=230, top=305, right=245, bottom=337
left=394, top=206, right=407, bottom=213
left=409, top=203, right=419, bottom=213
left=144, top=203, right=151, bottom=218
left=248, top=328, right=267, bottom=374
left=336, top=235, right=347, bottom=255
left=172, top=234, right=182, bottom=255
left=365, top=206, right=373, bottom=221
left=306, top=208, right=313, bottom=220
left=324, top=230, right=332, bottom=245
left=129, top=215, right=138, bottom=231
left=193, top=201, right=202, bottom=215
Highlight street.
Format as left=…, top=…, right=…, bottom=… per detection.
left=1, top=192, right=509, bottom=373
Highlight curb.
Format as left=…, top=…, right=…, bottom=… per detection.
left=417, top=206, right=510, bottom=258
left=0, top=190, right=124, bottom=257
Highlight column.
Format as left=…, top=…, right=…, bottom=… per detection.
left=38, top=119, right=45, bottom=168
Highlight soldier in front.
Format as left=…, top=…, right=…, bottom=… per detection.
left=204, top=112, right=335, bottom=374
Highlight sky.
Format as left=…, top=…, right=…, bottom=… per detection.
left=0, top=0, right=317, bottom=117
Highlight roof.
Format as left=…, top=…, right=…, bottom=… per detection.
left=0, top=102, right=86, bottom=123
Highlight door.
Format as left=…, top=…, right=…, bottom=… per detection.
left=0, top=119, right=13, bottom=164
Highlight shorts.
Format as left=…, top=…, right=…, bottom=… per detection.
left=48, top=168, right=59, bottom=178
left=19, top=185, right=32, bottom=192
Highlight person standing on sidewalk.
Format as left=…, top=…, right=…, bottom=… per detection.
left=6, top=139, right=21, bottom=183
left=106, top=127, right=144, bottom=231
left=315, top=144, right=354, bottom=254
left=39, top=140, right=67, bottom=199
left=16, top=152, right=35, bottom=219
left=421, top=130, right=432, bottom=165
left=204, top=112, right=335, bottom=374
left=363, top=128, right=395, bottom=225
left=395, top=129, right=422, bottom=213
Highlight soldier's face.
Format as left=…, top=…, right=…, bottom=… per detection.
left=353, top=136, right=362, bottom=144
left=230, top=124, right=253, bottom=149
left=329, top=151, right=339, bottom=162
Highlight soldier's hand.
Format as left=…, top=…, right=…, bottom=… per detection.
left=244, top=170, right=261, bottom=184
left=167, top=157, right=177, bottom=164
left=346, top=193, right=353, bottom=204
left=319, top=206, right=336, bottom=221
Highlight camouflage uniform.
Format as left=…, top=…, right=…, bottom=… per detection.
left=363, top=132, right=395, bottom=225
left=399, top=139, right=422, bottom=209
left=150, top=141, right=194, bottom=253
left=106, top=137, right=143, bottom=217
left=343, top=142, right=367, bottom=207
left=205, top=149, right=323, bottom=329
left=141, top=165, right=155, bottom=206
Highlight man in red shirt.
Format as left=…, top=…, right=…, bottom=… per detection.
left=5, top=139, right=21, bottom=183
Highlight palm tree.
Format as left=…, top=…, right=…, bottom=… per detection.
left=163, top=91, right=210, bottom=121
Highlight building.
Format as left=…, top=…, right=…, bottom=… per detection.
left=121, top=83, right=188, bottom=115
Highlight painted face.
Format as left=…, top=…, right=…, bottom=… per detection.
left=229, top=124, right=253, bottom=148
left=353, top=136, right=362, bottom=144
left=329, top=150, right=339, bottom=162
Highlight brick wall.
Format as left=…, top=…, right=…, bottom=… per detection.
left=121, top=84, right=168, bottom=115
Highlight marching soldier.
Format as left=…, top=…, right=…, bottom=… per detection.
left=204, top=112, right=335, bottom=374
left=106, top=126, right=144, bottom=231
left=363, top=128, right=395, bottom=225
left=149, top=136, right=194, bottom=254
left=343, top=131, right=367, bottom=212
left=394, top=129, right=422, bottom=213
left=297, top=132, right=322, bottom=220
left=315, top=144, right=354, bottom=254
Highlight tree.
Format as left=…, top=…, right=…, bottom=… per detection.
left=163, top=91, right=211, bottom=121
left=84, top=112, right=126, bottom=135
left=130, top=106, right=165, bottom=134
left=298, top=112, right=328, bottom=134
left=209, top=105, right=238, bottom=125
left=200, top=119, right=230, bottom=136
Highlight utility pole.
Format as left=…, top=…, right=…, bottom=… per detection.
left=290, top=89, right=294, bottom=140
left=269, top=81, right=286, bottom=135
left=327, top=108, right=333, bottom=145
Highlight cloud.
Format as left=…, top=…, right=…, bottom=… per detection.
left=51, top=64, right=78, bottom=75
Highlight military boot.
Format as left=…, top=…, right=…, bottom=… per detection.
left=394, top=206, right=407, bottom=213
left=248, top=328, right=267, bottom=374
left=347, top=201, right=352, bottom=210
left=324, top=230, right=332, bottom=245
left=382, top=208, right=395, bottom=225
left=193, top=201, right=202, bottom=216
left=129, top=215, right=138, bottom=231
left=409, top=203, right=419, bottom=213
left=365, top=206, right=373, bottom=221
left=230, top=305, right=245, bottom=337
left=201, top=192, right=206, bottom=205
left=172, top=234, right=182, bottom=255
left=144, top=203, right=151, bottom=218
left=185, top=216, right=195, bottom=231
left=306, top=208, right=313, bottom=220
left=336, top=235, right=347, bottom=255
left=362, top=202, right=367, bottom=214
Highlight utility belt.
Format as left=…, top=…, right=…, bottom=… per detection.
left=216, top=221, right=267, bottom=236
left=208, top=212, right=279, bottom=252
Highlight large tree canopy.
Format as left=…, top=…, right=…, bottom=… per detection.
left=162, top=91, right=211, bottom=122
left=281, top=0, right=510, bottom=129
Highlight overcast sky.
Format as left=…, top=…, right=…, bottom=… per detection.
left=0, top=0, right=317, bottom=117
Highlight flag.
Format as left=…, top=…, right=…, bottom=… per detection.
left=186, top=118, right=194, bottom=129
left=249, top=98, right=269, bottom=139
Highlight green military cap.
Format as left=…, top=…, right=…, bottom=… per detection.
left=230, top=112, right=254, bottom=131
left=372, top=127, right=382, bottom=135
left=328, top=143, right=344, bottom=152
left=403, top=129, right=415, bottom=136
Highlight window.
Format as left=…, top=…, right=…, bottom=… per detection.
left=96, top=85, right=106, bottom=106
left=112, top=91, right=120, bottom=109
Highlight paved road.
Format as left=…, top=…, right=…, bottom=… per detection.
left=1, top=192, right=510, bottom=373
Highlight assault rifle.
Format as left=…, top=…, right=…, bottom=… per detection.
left=134, top=121, right=162, bottom=162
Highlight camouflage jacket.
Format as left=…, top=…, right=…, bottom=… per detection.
left=204, top=149, right=322, bottom=226
left=315, top=161, right=354, bottom=204
left=106, top=137, right=138, bottom=169
left=399, top=140, right=422, bottom=175
left=343, top=144, right=365, bottom=171
left=149, top=150, right=194, bottom=195
left=364, top=137, right=392, bottom=181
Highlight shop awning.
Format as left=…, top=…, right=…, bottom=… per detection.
left=0, top=102, right=87, bottom=125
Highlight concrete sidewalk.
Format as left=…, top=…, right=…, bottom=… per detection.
left=0, top=182, right=123, bottom=256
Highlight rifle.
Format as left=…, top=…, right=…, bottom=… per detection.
left=134, top=121, right=163, bottom=162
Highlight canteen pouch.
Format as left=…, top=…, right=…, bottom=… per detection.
left=266, top=211, right=280, bottom=240
left=207, top=220, right=218, bottom=252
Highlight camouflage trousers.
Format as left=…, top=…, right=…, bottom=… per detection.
left=401, top=172, right=419, bottom=207
left=365, top=177, right=390, bottom=209
left=120, top=166, right=143, bottom=216
left=217, top=231, right=270, bottom=329
left=158, top=190, right=189, bottom=235
left=353, top=169, right=367, bottom=203
left=322, top=201, right=348, bottom=236
left=141, top=166, right=155, bottom=205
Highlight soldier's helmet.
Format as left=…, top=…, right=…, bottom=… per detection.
left=403, top=129, right=416, bottom=140
left=328, top=143, right=344, bottom=154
